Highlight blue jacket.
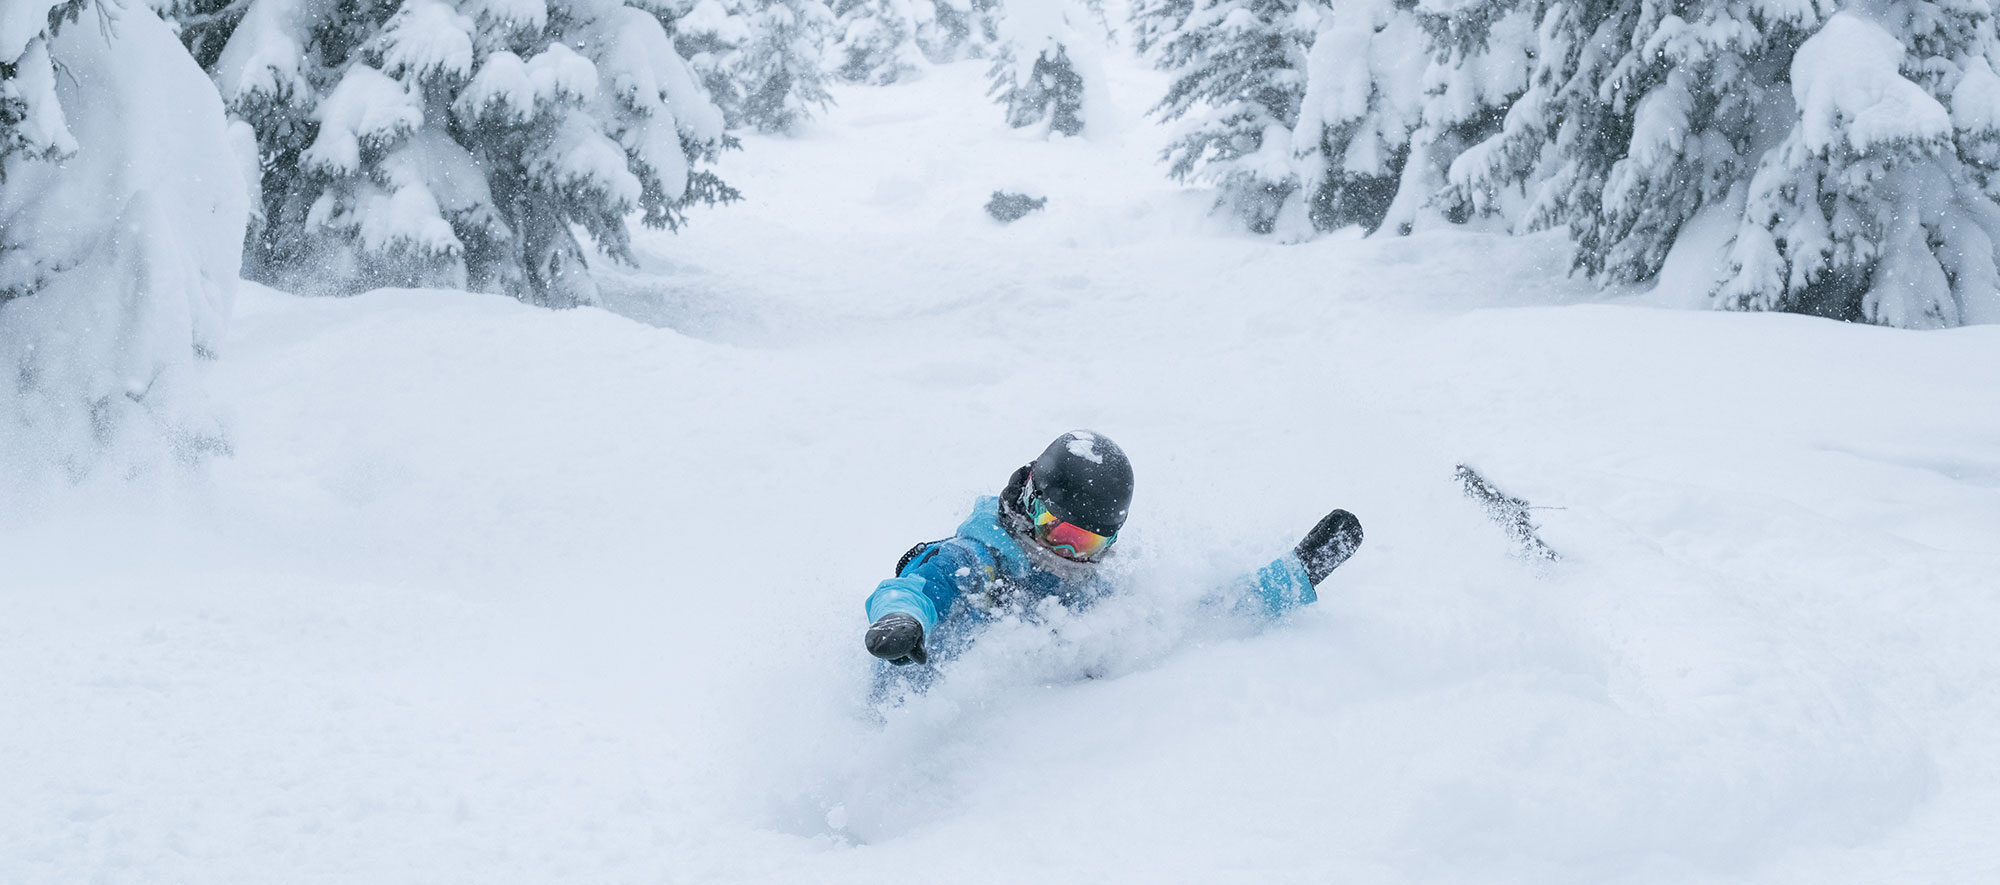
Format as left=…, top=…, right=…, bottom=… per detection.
left=866, top=496, right=1317, bottom=658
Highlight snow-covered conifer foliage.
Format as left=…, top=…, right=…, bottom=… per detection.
left=1159, top=0, right=2000, bottom=326
left=916, top=0, right=999, bottom=61
left=1142, top=0, right=1313, bottom=233
left=1288, top=0, right=1424, bottom=233
left=1, top=0, right=250, bottom=475
left=988, top=0, right=1097, bottom=136
left=197, top=0, right=735, bottom=307
left=1716, top=9, right=2000, bottom=326
left=1, top=3, right=85, bottom=180
left=1439, top=0, right=2000, bottom=326
left=832, top=0, right=926, bottom=83
left=153, top=0, right=241, bottom=66
left=1325, top=0, right=1532, bottom=235
left=1127, top=0, right=1188, bottom=55
left=674, top=0, right=836, bottom=134
left=829, top=0, right=997, bottom=86
left=1156, top=0, right=1530, bottom=236
left=1444, top=0, right=1814, bottom=287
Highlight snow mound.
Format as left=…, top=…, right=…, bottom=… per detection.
left=8, top=51, right=2000, bottom=885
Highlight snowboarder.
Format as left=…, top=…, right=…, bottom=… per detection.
left=864, top=431, right=1363, bottom=666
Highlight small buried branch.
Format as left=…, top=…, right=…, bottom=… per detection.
left=1454, top=464, right=1561, bottom=562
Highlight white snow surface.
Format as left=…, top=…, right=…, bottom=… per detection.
left=8, top=60, right=2000, bottom=884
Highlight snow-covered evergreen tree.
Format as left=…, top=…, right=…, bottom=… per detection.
left=735, top=0, right=838, bottom=131
left=1432, top=0, right=2000, bottom=326
left=1136, top=0, right=2000, bottom=326
left=1128, top=0, right=1190, bottom=56
left=1144, top=0, right=1313, bottom=233
left=152, top=0, right=242, bottom=66
left=832, top=0, right=926, bottom=83
left=988, top=0, right=1099, bottom=136
left=187, top=0, right=735, bottom=308
left=674, top=0, right=836, bottom=134
left=1288, top=0, right=1424, bottom=233
left=1440, top=0, right=1794, bottom=285
left=1717, top=9, right=2000, bottom=326
left=2, top=1, right=94, bottom=299
left=2, top=0, right=251, bottom=476
left=1370, top=0, right=1533, bottom=234
left=831, top=0, right=995, bottom=83
left=674, top=0, right=754, bottom=99
left=916, top=0, right=999, bottom=61
left=1165, top=0, right=1530, bottom=236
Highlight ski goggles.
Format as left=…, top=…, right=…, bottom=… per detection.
left=1029, top=495, right=1116, bottom=561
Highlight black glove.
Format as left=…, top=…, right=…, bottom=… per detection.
left=865, top=613, right=928, bottom=665
left=1295, top=509, right=1363, bottom=586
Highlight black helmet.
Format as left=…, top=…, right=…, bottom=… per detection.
left=1027, top=431, right=1133, bottom=536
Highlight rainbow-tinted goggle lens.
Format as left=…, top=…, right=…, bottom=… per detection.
left=1029, top=495, right=1116, bottom=561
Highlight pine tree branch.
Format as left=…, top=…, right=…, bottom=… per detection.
left=1454, top=464, right=1560, bottom=562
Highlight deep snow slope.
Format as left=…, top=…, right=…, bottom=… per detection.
left=6, top=60, right=2000, bottom=885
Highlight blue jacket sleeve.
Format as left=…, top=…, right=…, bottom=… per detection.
left=1250, top=552, right=1318, bottom=615
left=1204, top=552, right=1318, bottom=619
left=864, top=538, right=1000, bottom=632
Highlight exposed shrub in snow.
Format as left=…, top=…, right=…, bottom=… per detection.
left=987, top=0, right=1100, bottom=136
left=672, top=0, right=836, bottom=134
left=1454, top=464, right=1559, bottom=562
left=1, top=0, right=250, bottom=477
left=985, top=189, right=1046, bottom=220
left=180, top=0, right=736, bottom=308
left=1142, top=0, right=1314, bottom=233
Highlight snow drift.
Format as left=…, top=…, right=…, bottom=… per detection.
left=6, top=61, right=2000, bottom=883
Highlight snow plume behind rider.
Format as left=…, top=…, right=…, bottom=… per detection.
left=864, top=431, right=1363, bottom=667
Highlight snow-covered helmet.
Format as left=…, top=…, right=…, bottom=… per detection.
left=1023, top=431, right=1134, bottom=559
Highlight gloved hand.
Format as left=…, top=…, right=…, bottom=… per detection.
left=865, top=613, right=928, bottom=665
left=1295, top=509, right=1363, bottom=586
